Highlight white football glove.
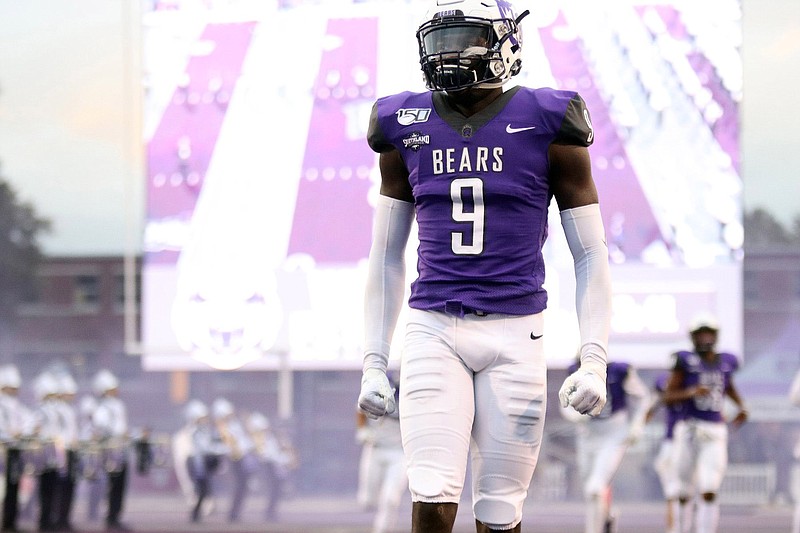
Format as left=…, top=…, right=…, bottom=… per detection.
left=358, top=368, right=396, bottom=419
left=559, top=369, right=607, bottom=416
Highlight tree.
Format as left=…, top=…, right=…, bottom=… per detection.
left=0, top=172, right=51, bottom=324
left=743, top=208, right=800, bottom=248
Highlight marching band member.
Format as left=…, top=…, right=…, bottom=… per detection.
left=53, top=373, right=80, bottom=532
left=76, top=394, right=105, bottom=523
left=183, top=400, right=225, bottom=523
left=31, top=372, right=66, bottom=533
left=91, top=369, right=131, bottom=532
left=0, top=364, right=32, bottom=533
left=212, top=398, right=256, bottom=523
left=246, top=412, right=296, bottom=522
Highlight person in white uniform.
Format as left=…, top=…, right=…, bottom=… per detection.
left=30, top=372, right=67, bottom=533
left=183, top=400, right=225, bottom=523
left=246, top=412, right=296, bottom=522
left=562, top=360, right=650, bottom=533
left=357, top=371, right=408, bottom=533
left=0, top=365, right=32, bottom=533
left=91, top=369, right=131, bottom=531
left=53, top=373, right=80, bottom=532
left=212, top=398, right=257, bottom=523
left=647, top=371, right=687, bottom=533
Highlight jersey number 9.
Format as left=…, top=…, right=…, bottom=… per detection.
left=450, top=178, right=485, bottom=255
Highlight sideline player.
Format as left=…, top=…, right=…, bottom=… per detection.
left=357, top=1, right=612, bottom=531
left=356, top=371, right=408, bottom=533
left=647, top=371, right=687, bottom=533
left=664, top=314, right=747, bottom=533
left=562, top=359, right=650, bottom=533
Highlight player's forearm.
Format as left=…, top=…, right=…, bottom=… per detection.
left=726, top=387, right=747, bottom=413
left=663, top=386, right=698, bottom=403
left=561, top=204, right=611, bottom=377
left=363, top=195, right=415, bottom=373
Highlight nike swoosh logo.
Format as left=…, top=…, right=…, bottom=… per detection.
left=530, top=332, right=543, bottom=340
left=506, top=124, right=536, bottom=134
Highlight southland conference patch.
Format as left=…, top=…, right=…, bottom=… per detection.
left=402, top=131, right=430, bottom=151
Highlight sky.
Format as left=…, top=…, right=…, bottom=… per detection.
left=0, top=0, right=798, bottom=256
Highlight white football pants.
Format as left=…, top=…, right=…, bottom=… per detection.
left=399, top=309, right=547, bottom=530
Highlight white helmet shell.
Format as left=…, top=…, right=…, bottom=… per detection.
left=92, top=369, right=119, bottom=395
left=689, top=312, right=719, bottom=334
left=417, top=0, right=526, bottom=91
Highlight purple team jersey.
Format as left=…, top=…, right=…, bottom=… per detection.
left=655, top=372, right=685, bottom=439
left=367, top=86, right=593, bottom=316
left=671, top=350, right=740, bottom=423
left=569, top=360, right=630, bottom=418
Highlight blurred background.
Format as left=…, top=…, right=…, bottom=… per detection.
left=0, top=0, right=798, bottom=516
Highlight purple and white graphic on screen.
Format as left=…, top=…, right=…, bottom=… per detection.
left=639, top=5, right=740, bottom=172
left=146, top=22, right=256, bottom=265
left=286, top=17, right=378, bottom=265
left=539, top=11, right=665, bottom=262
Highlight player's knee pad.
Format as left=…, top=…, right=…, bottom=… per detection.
left=472, top=475, right=525, bottom=529
left=473, top=498, right=519, bottom=530
left=407, top=467, right=456, bottom=501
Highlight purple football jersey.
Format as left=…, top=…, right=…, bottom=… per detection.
left=671, top=350, right=740, bottom=423
left=367, top=86, right=593, bottom=316
left=569, top=360, right=631, bottom=419
left=655, top=372, right=686, bottom=439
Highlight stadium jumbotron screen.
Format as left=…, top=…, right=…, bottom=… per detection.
left=141, top=0, right=742, bottom=371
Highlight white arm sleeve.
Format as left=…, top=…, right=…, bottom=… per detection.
left=362, top=195, right=415, bottom=373
left=561, top=204, right=612, bottom=378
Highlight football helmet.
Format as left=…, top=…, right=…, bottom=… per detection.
left=417, top=0, right=529, bottom=92
left=688, top=312, right=719, bottom=334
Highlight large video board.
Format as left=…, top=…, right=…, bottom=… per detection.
left=141, top=1, right=742, bottom=370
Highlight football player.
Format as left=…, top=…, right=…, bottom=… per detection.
left=356, top=371, right=407, bottom=533
left=648, top=371, right=687, bottom=533
left=562, top=359, right=650, bottom=533
left=664, top=314, right=748, bottom=533
left=358, top=1, right=612, bottom=531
